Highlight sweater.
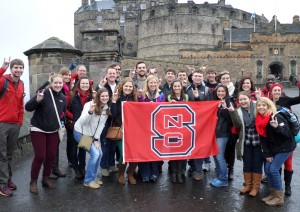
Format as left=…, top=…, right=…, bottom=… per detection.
left=74, top=102, right=109, bottom=140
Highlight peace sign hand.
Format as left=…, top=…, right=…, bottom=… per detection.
left=112, top=89, right=118, bottom=103
left=89, top=99, right=96, bottom=113
left=2, top=57, right=11, bottom=70
left=255, top=87, right=261, bottom=99
left=219, top=99, right=227, bottom=109
left=227, top=102, right=235, bottom=112
left=36, top=89, right=45, bottom=102
left=192, top=88, right=199, bottom=98
left=99, top=77, right=107, bottom=87
left=138, top=88, right=143, bottom=98
left=270, top=116, right=278, bottom=128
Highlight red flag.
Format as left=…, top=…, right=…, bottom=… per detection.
left=122, top=101, right=220, bottom=162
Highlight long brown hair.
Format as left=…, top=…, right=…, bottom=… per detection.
left=94, top=88, right=111, bottom=116
left=169, top=79, right=187, bottom=101
left=116, top=77, right=138, bottom=101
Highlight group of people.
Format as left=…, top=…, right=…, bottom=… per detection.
left=0, top=58, right=298, bottom=207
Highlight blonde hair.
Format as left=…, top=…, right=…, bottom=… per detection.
left=50, top=74, right=63, bottom=83
left=143, top=75, right=160, bottom=98
left=255, top=97, right=277, bottom=116
left=59, top=67, right=71, bottom=76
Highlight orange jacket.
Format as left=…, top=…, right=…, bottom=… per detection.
left=0, top=68, right=24, bottom=125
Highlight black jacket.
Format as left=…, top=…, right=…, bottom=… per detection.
left=70, top=91, right=92, bottom=122
left=260, top=113, right=296, bottom=158
left=186, top=84, right=213, bottom=101
left=25, top=88, right=66, bottom=132
left=159, top=82, right=172, bottom=98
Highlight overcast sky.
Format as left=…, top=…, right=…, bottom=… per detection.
left=0, top=0, right=298, bottom=100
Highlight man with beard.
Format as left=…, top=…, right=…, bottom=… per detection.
left=0, top=58, right=25, bottom=197
left=133, top=61, right=147, bottom=89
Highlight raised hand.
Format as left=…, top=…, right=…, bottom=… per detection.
left=129, top=67, right=136, bottom=78
left=254, top=87, right=261, bottom=99
left=36, top=89, right=45, bottom=102
left=112, top=89, right=118, bottom=102
left=227, top=102, right=235, bottom=112
left=89, top=99, right=96, bottom=113
left=186, top=65, right=195, bottom=74
left=270, top=116, right=278, bottom=128
left=2, top=57, right=11, bottom=70
left=137, top=88, right=143, bottom=98
left=219, top=99, right=227, bottom=108
left=99, top=77, right=107, bottom=87
left=192, top=88, right=199, bottom=98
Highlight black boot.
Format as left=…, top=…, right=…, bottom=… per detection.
left=284, top=170, right=293, bottom=196
left=52, top=144, right=66, bottom=178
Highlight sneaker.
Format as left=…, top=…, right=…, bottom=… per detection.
left=109, top=166, right=119, bottom=173
left=261, top=175, right=268, bottom=183
left=202, top=163, right=211, bottom=172
left=94, top=179, right=103, bottom=186
left=84, top=181, right=100, bottom=189
left=142, top=177, right=149, bottom=183
left=7, top=179, right=17, bottom=190
left=101, top=169, right=110, bottom=177
left=210, top=178, right=219, bottom=184
left=193, top=172, right=203, bottom=181
left=211, top=179, right=228, bottom=187
left=0, top=185, right=13, bottom=197
left=150, top=175, right=158, bottom=183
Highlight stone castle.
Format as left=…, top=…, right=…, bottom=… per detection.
left=24, top=0, right=300, bottom=96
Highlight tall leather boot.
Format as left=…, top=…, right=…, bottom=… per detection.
left=128, top=163, right=137, bottom=185
left=118, top=163, right=127, bottom=185
left=249, top=173, right=262, bottom=197
left=52, top=145, right=66, bottom=178
left=284, top=169, right=293, bottom=196
left=265, top=190, right=284, bottom=206
left=240, top=172, right=252, bottom=193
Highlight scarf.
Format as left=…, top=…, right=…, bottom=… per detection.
left=241, top=102, right=255, bottom=127
left=255, top=113, right=271, bottom=137
left=227, top=82, right=235, bottom=97
left=77, top=89, right=90, bottom=107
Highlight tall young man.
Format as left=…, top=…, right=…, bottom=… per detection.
left=0, top=58, right=25, bottom=197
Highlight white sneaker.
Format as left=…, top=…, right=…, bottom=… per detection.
left=202, top=163, right=210, bottom=172
left=84, top=181, right=100, bottom=189
left=109, top=166, right=119, bottom=173
left=101, top=169, right=110, bottom=177
left=94, top=178, right=103, bottom=185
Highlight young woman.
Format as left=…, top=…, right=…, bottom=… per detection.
left=138, top=75, right=165, bottom=182
left=25, top=74, right=66, bottom=194
left=218, top=71, right=237, bottom=181
left=110, top=78, right=138, bottom=185
left=269, top=83, right=300, bottom=196
left=229, top=91, right=263, bottom=196
left=255, top=97, right=296, bottom=206
left=237, top=77, right=260, bottom=101
left=210, top=84, right=233, bottom=187
left=59, top=68, right=72, bottom=168
left=69, top=77, right=93, bottom=181
left=73, top=88, right=111, bottom=189
left=167, top=80, right=188, bottom=183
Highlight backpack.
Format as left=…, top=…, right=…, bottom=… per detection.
left=277, top=106, right=300, bottom=136
left=0, top=78, right=24, bottom=99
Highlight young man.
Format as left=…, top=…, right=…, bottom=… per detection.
left=159, top=69, right=176, bottom=97
left=133, top=61, right=147, bottom=89
left=204, top=67, right=218, bottom=92
left=0, top=58, right=25, bottom=197
left=177, top=70, right=189, bottom=89
left=261, top=74, right=276, bottom=98
left=186, top=70, right=213, bottom=181
left=96, top=67, right=119, bottom=176
left=110, top=63, right=122, bottom=83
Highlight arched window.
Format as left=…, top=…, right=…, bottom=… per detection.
left=291, top=60, right=297, bottom=76
left=257, top=60, right=262, bottom=76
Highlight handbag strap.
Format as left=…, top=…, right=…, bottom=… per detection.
left=49, top=89, right=62, bottom=129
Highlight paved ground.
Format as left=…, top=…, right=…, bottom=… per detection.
left=1, top=88, right=300, bottom=212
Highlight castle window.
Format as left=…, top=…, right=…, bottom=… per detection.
left=140, top=3, right=146, bottom=10
left=230, top=11, right=236, bottom=18
left=97, top=16, right=103, bottom=24
left=291, top=60, right=297, bottom=76
left=257, top=60, right=262, bottom=76
left=151, top=1, right=156, bottom=7
left=120, top=14, right=125, bottom=23
left=123, top=5, right=127, bottom=12
left=120, top=26, right=125, bottom=35
left=135, top=25, right=139, bottom=35
left=243, top=14, right=247, bottom=20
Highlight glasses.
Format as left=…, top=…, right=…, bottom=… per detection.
left=115, top=69, right=121, bottom=71
left=267, top=78, right=275, bottom=82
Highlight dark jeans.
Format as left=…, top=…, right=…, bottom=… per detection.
left=100, top=124, right=117, bottom=169
left=30, top=131, right=59, bottom=180
left=0, top=123, right=20, bottom=184
left=225, top=134, right=237, bottom=171
left=68, top=129, right=86, bottom=172
left=139, top=162, right=159, bottom=180
left=243, top=144, right=264, bottom=173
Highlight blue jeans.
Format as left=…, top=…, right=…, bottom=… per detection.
left=243, top=144, right=263, bottom=173
left=68, top=129, right=86, bottom=172
left=139, top=162, right=159, bottom=180
left=73, top=130, right=103, bottom=184
left=194, top=158, right=204, bottom=173
left=213, top=137, right=228, bottom=182
left=265, top=151, right=292, bottom=190
left=100, top=124, right=117, bottom=169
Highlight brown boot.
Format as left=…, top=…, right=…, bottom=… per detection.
left=249, top=173, right=262, bottom=197
left=262, top=188, right=275, bottom=202
left=30, top=180, right=39, bottom=194
left=240, top=172, right=252, bottom=193
left=118, top=163, right=126, bottom=185
left=265, top=190, right=284, bottom=206
left=128, top=163, right=137, bottom=185
left=42, top=176, right=56, bottom=189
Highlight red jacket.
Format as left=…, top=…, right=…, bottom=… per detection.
left=0, top=68, right=24, bottom=125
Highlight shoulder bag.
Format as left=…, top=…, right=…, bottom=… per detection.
left=49, top=89, right=65, bottom=141
left=78, top=117, right=101, bottom=151
left=106, top=122, right=122, bottom=141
